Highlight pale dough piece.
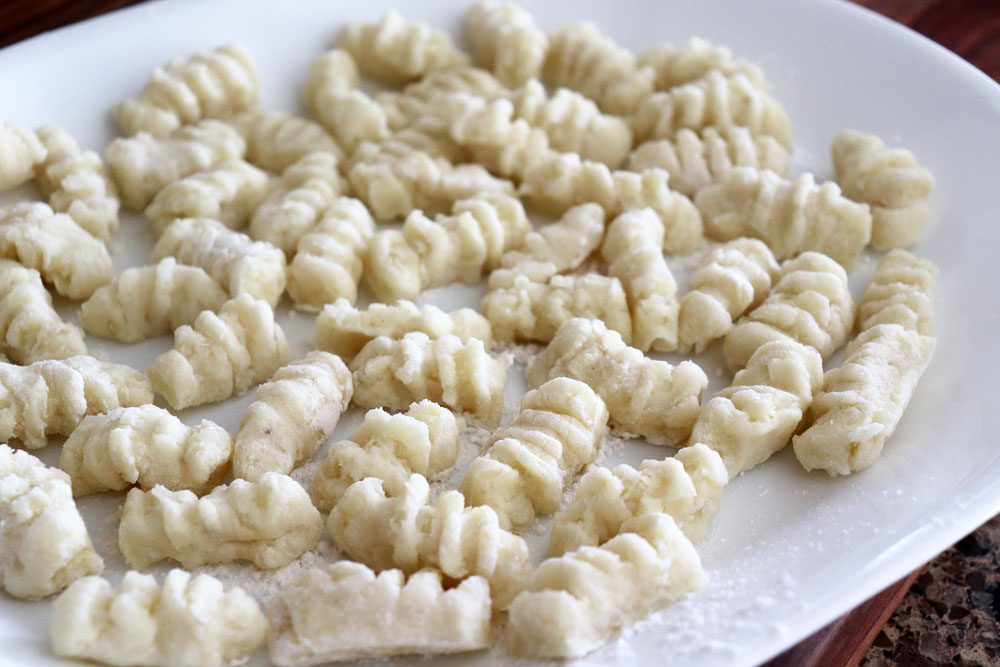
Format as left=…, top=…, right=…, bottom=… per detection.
left=328, top=474, right=530, bottom=609
left=268, top=563, right=490, bottom=666
left=0, top=356, right=153, bottom=449
left=365, top=192, right=529, bottom=302
left=639, top=36, right=768, bottom=91
left=482, top=269, right=632, bottom=344
left=499, top=202, right=605, bottom=276
left=144, top=159, right=268, bottom=235
left=793, top=324, right=935, bottom=476
left=0, top=201, right=114, bottom=299
left=527, top=318, right=708, bottom=446
left=465, top=1, right=547, bottom=87
left=723, top=251, right=855, bottom=370
left=314, top=298, right=491, bottom=360
left=0, top=122, right=45, bottom=191
left=0, top=445, right=103, bottom=599
left=229, top=108, right=343, bottom=170
left=119, top=473, right=322, bottom=570
left=52, top=569, right=266, bottom=667
left=337, top=10, right=469, bottom=85
left=507, top=513, right=706, bottom=659
left=631, top=71, right=792, bottom=147
left=114, top=44, right=259, bottom=137
left=678, top=238, right=781, bottom=354
left=0, top=259, right=87, bottom=363
left=79, top=257, right=229, bottom=343
left=793, top=250, right=938, bottom=475
left=543, top=22, right=655, bottom=115
left=146, top=293, right=293, bottom=410
left=833, top=129, right=935, bottom=250
left=310, top=400, right=461, bottom=510
left=601, top=208, right=680, bottom=352
left=248, top=151, right=343, bottom=256
left=59, top=404, right=232, bottom=496
left=627, top=126, right=790, bottom=197
left=351, top=332, right=507, bottom=427
left=104, top=119, right=247, bottom=210
left=303, top=49, right=390, bottom=153
left=509, top=79, right=633, bottom=167
left=549, top=444, right=728, bottom=556
left=376, top=66, right=506, bottom=132
left=857, top=249, right=938, bottom=335
left=287, top=197, right=375, bottom=310
left=35, top=125, right=120, bottom=240
left=233, top=351, right=353, bottom=482
left=690, top=339, right=823, bottom=476
left=461, top=377, right=608, bottom=532
left=152, top=217, right=286, bottom=307
left=444, top=93, right=552, bottom=180
left=522, top=157, right=702, bottom=253
left=696, top=167, right=873, bottom=267
left=348, top=133, right=514, bottom=222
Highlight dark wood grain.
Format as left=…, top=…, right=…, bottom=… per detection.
left=764, top=570, right=923, bottom=667
left=0, top=0, right=145, bottom=49
left=854, top=0, right=1000, bottom=81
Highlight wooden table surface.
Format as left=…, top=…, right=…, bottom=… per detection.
left=1, top=1, right=998, bottom=666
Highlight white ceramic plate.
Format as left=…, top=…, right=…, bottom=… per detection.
left=2, top=0, right=1000, bottom=665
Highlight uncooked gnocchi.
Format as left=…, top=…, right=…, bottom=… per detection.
left=35, top=125, right=119, bottom=240
left=59, top=404, right=233, bottom=495
left=351, top=332, right=507, bottom=426
left=310, top=399, right=460, bottom=510
left=0, top=201, right=114, bottom=299
left=0, top=259, right=87, bottom=363
left=696, top=167, right=872, bottom=267
left=365, top=192, right=529, bottom=302
left=0, top=445, right=103, bottom=599
left=723, top=251, right=855, bottom=370
left=461, top=377, right=608, bottom=532
left=627, top=126, right=790, bottom=198
left=0, top=356, right=152, bottom=449
left=630, top=71, right=792, bottom=147
left=248, top=151, right=343, bottom=256
left=833, top=129, right=934, bottom=250
left=152, top=216, right=287, bottom=307
left=104, top=119, right=246, bottom=210
left=78, top=257, right=229, bottom=342
left=507, top=512, right=706, bottom=659
left=601, top=208, right=680, bottom=352
left=527, top=318, right=708, bottom=446
left=0, top=122, right=45, bottom=191
left=230, top=108, right=343, bottom=171
left=549, top=444, right=728, bottom=556
left=119, top=473, right=322, bottom=570
left=143, top=159, right=268, bottom=235
left=543, top=22, right=654, bottom=115
left=51, top=569, right=266, bottom=667
left=233, top=351, right=353, bottom=481
left=114, top=43, right=259, bottom=137
left=287, top=197, right=376, bottom=310
left=268, top=562, right=490, bottom=666
left=338, top=10, right=469, bottom=84
left=465, top=1, right=548, bottom=87
left=482, top=269, right=632, bottom=344
left=690, top=339, right=823, bottom=476
left=328, top=474, right=530, bottom=609
left=304, top=49, right=389, bottom=153
left=146, top=293, right=293, bottom=410
left=314, top=298, right=491, bottom=360
left=677, top=238, right=780, bottom=354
